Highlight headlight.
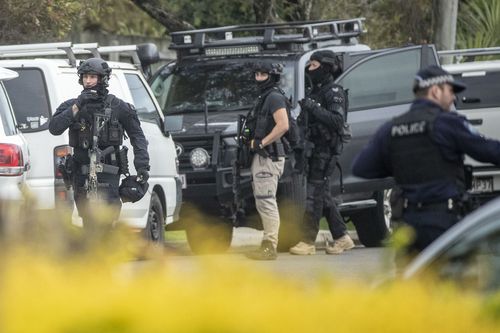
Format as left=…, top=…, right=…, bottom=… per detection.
left=190, top=148, right=210, bottom=169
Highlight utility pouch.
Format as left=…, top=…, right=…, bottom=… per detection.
left=118, top=146, right=130, bottom=175
left=58, top=154, right=74, bottom=189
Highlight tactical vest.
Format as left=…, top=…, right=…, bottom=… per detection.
left=253, top=89, right=280, bottom=140
left=389, top=106, right=464, bottom=186
left=309, top=82, right=348, bottom=154
left=69, top=95, right=124, bottom=149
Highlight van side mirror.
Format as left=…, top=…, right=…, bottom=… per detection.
left=137, top=43, right=160, bottom=80
left=137, top=43, right=159, bottom=66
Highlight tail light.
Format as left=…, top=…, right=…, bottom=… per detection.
left=0, top=143, right=24, bottom=176
left=54, top=145, right=73, bottom=179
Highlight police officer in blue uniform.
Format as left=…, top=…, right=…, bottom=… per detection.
left=289, top=50, right=354, bottom=255
left=49, top=58, right=150, bottom=231
left=352, top=65, right=500, bottom=253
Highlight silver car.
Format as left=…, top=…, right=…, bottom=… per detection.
left=404, top=196, right=500, bottom=292
left=0, top=67, right=30, bottom=201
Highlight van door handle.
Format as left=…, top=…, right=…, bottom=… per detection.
left=468, top=118, right=483, bottom=126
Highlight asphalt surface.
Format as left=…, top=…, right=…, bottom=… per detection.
left=162, top=228, right=397, bottom=285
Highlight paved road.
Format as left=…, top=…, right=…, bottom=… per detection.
left=162, top=228, right=397, bottom=285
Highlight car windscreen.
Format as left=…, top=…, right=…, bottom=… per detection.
left=151, top=60, right=294, bottom=115
left=3, top=68, right=51, bottom=133
left=453, top=71, right=500, bottom=110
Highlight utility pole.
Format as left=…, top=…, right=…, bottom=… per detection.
left=434, top=0, right=458, bottom=63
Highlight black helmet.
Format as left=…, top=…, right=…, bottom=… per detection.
left=310, top=50, right=342, bottom=74
left=253, top=62, right=283, bottom=75
left=77, top=58, right=112, bottom=86
left=119, top=175, right=149, bottom=203
left=253, top=62, right=283, bottom=86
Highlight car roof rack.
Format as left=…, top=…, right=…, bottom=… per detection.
left=438, top=47, right=500, bottom=62
left=0, top=42, right=146, bottom=68
left=170, top=18, right=365, bottom=59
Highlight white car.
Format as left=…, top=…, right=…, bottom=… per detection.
left=0, top=67, right=30, bottom=201
left=0, top=43, right=181, bottom=242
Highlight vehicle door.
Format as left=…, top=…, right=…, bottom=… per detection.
left=334, top=45, right=439, bottom=194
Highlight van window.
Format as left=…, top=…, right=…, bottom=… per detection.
left=339, top=49, right=421, bottom=111
left=124, top=73, right=159, bottom=123
left=0, top=84, right=18, bottom=136
left=454, top=71, right=500, bottom=110
left=3, top=68, right=51, bottom=132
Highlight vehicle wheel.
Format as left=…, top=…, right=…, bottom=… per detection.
left=185, top=219, right=233, bottom=254
left=143, top=192, right=165, bottom=244
left=277, top=172, right=306, bottom=252
left=350, top=190, right=390, bottom=247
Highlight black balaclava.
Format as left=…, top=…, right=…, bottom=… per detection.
left=256, top=74, right=278, bottom=93
left=306, top=63, right=333, bottom=86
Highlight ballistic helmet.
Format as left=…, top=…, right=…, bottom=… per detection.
left=310, top=50, right=341, bottom=68
left=77, top=58, right=112, bottom=86
left=253, top=62, right=283, bottom=83
left=119, top=175, right=149, bottom=203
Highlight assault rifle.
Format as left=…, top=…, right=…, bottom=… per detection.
left=231, top=114, right=251, bottom=222
left=84, top=108, right=119, bottom=201
left=295, top=100, right=314, bottom=175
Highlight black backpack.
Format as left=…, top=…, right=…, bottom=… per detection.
left=266, top=88, right=301, bottom=152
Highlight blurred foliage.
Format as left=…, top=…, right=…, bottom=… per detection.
left=314, top=0, right=434, bottom=48
left=0, top=0, right=83, bottom=44
left=79, top=0, right=166, bottom=37
left=457, top=0, right=500, bottom=49
left=1, top=193, right=500, bottom=332
left=2, top=0, right=500, bottom=51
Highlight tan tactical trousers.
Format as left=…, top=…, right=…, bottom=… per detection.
left=251, top=154, right=285, bottom=249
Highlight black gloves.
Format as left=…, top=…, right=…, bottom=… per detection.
left=137, top=168, right=149, bottom=184
left=75, top=89, right=100, bottom=110
left=298, top=97, right=319, bottom=113
left=249, top=139, right=263, bottom=152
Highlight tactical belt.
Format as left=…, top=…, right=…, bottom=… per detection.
left=80, top=164, right=120, bottom=175
left=404, top=198, right=455, bottom=211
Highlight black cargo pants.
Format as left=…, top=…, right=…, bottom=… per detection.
left=301, top=152, right=347, bottom=244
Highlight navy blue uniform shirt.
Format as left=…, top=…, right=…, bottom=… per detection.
left=352, top=98, right=500, bottom=203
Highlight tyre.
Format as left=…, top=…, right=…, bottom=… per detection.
left=182, top=202, right=234, bottom=254
left=143, top=192, right=165, bottom=243
left=277, top=171, right=306, bottom=252
left=350, top=190, right=390, bottom=247
left=185, top=219, right=233, bottom=254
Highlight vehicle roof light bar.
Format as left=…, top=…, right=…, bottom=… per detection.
left=170, top=18, right=365, bottom=51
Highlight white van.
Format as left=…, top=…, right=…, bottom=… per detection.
left=0, top=43, right=181, bottom=242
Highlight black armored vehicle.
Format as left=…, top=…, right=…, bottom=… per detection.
left=150, top=19, right=440, bottom=253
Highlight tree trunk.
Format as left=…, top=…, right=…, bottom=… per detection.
left=283, top=0, right=313, bottom=21
left=253, top=0, right=279, bottom=23
left=433, top=0, right=458, bottom=56
left=131, top=0, right=194, bottom=32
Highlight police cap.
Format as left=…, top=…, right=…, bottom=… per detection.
left=413, top=65, right=466, bottom=93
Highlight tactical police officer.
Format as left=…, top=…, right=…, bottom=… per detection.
left=289, top=50, right=355, bottom=255
left=245, top=62, right=289, bottom=260
left=49, top=58, right=150, bottom=231
left=352, top=65, right=500, bottom=253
